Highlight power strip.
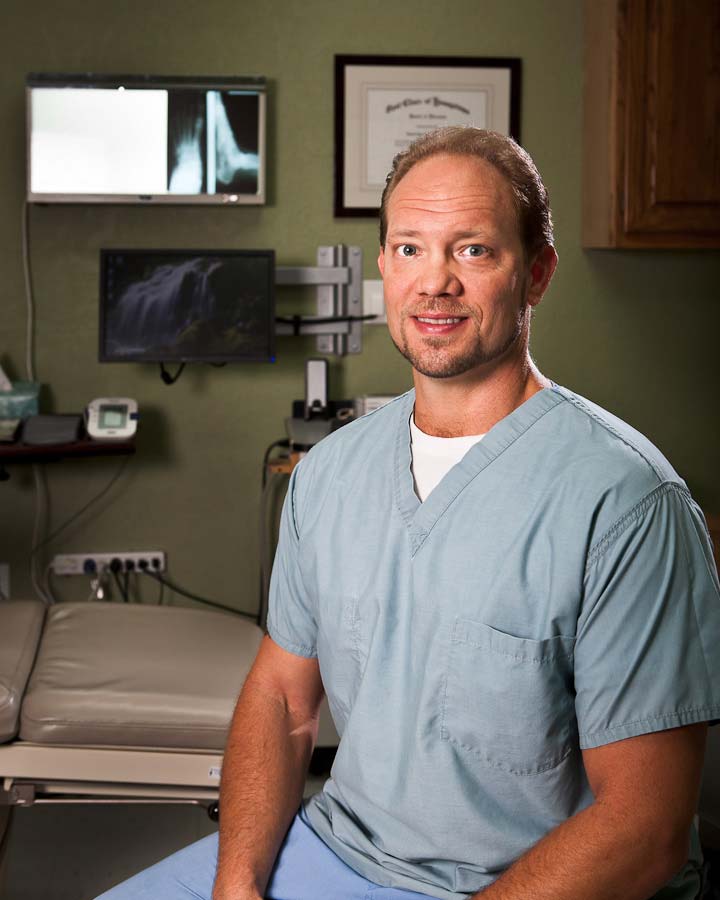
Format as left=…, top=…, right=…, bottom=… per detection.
left=51, top=551, right=166, bottom=576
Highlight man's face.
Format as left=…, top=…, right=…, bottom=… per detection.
left=378, top=153, right=545, bottom=381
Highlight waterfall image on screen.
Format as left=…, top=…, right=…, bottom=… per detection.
left=167, top=91, right=259, bottom=195
left=102, top=253, right=273, bottom=362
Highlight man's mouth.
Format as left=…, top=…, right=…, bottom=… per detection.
left=412, top=314, right=468, bottom=334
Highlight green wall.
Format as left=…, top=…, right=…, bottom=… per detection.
left=3, top=0, right=719, bottom=611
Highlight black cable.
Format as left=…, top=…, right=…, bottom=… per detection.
left=142, top=570, right=257, bottom=620
left=262, top=439, right=290, bottom=488
left=112, top=568, right=129, bottom=602
left=30, top=456, right=131, bottom=557
left=274, top=314, right=377, bottom=324
left=133, top=570, right=143, bottom=604
left=275, top=313, right=377, bottom=337
left=160, top=362, right=186, bottom=385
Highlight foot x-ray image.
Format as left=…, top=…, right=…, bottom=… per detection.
left=168, top=90, right=260, bottom=195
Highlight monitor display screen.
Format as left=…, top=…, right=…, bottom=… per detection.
left=100, top=407, right=128, bottom=428
left=100, top=249, right=276, bottom=363
left=27, top=74, right=266, bottom=204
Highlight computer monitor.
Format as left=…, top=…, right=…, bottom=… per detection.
left=99, top=249, right=276, bottom=364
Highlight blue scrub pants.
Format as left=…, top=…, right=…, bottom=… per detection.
left=95, top=806, right=442, bottom=900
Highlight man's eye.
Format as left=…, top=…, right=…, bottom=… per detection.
left=462, top=245, right=487, bottom=257
left=398, top=245, right=417, bottom=257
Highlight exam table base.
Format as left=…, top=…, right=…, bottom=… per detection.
left=0, top=742, right=223, bottom=807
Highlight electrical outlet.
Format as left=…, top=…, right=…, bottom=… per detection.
left=0, top=563, right=9, bottom=600
left=51, top=551, right=166, bottom=576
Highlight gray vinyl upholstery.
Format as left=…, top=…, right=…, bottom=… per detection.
left=0, top=600, right=46, bottom=742
left=19, top=602, right=263, bottom=749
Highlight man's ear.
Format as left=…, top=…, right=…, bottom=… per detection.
left=378, top=246, right=385, bottom=277
left=527, top=245, right=558, bottom=307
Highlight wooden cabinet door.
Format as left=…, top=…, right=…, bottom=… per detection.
left=623, top=0, right=720, bottom=239
left=583, top=0, right=720, bottom=248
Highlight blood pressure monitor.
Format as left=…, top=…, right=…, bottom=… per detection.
left=85, top=398, right=138, bottom=441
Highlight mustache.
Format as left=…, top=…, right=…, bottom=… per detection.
left=403, top=303, right=472, bottom=318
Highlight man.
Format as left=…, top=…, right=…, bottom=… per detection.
left=98, top=127, right=720, bottom=900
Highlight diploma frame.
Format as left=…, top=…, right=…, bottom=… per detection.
left=334, top=54, right=521, bottom=217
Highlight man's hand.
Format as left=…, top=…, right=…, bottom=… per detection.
left=472, top=723, right=707, bottom=899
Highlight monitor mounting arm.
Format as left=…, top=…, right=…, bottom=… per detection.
left=275, top=245, right=367, bottom=357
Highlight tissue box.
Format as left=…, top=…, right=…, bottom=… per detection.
left=0, top=381, right=40, bottom=419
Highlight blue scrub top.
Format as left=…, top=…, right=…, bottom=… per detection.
left=267, top=386, right=720, bottom=899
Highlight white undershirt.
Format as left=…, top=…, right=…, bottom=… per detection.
left=409, top=414, right=486, bottom=502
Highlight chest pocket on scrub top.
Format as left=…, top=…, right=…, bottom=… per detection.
left=441, top=618, right=577, bottom=775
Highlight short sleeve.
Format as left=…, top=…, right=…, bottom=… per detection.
left=266, top=464, right=318, bottom=658
left=575, top=483, right=720, bottom=749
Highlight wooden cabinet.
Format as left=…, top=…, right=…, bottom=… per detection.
left=583, top=0, right=720, bottom=249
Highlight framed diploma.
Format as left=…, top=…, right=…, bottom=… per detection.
left=334, top=55, right=521, bottom=217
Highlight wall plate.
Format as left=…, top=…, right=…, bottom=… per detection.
left=51, top=552, right=166, bottom=576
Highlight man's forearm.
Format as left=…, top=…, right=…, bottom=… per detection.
left=212, top=675, right=318, bottom=900
left=472, top=797, right=686, bottom=900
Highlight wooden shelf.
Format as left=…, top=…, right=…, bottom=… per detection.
left=0, top=436, right=135, bottom=478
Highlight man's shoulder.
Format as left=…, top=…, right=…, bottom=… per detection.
left=537, top=386, right=696, bottom=563
left=551, top=385, right=682, bottom=487
left=549, top=386, right=687, bottom=514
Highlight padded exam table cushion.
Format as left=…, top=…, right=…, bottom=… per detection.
left=0, top=600, right=46, bottom=742
left=18, top=601, right=263, bottom=749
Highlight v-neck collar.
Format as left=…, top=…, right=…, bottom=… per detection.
left=393, top=386, right=565, bottom=556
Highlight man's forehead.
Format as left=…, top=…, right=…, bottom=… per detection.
left=386, top=154, right=517, bottom=226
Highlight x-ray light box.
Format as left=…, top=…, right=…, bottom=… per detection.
left=26, top=73, right=266, bottom=205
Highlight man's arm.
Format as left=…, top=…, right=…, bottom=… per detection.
left=212, top=634, right=325, bottom=900
left=473, top=722, right=707, bottom=900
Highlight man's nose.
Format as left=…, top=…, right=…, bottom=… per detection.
left=416, top=253, right=461, bottom=297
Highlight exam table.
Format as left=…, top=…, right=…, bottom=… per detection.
left=0, top=470, right=338, bottom=825
left=0, top=599, right=264, bottom=818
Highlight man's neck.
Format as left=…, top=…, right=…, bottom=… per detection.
left=412, top=355, right=551, bottom=438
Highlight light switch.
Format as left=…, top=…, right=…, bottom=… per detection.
left=363, top=280, right=386, bottom=324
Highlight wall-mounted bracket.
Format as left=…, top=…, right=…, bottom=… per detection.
left=275, top=245, right=363, bottom=356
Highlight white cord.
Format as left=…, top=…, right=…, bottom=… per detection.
left=42, top=562, right=56, bottom=604
left=87, top=565, right=109, bottom=602
left=22, top=200, right=53, bottom=603
left=21, top=201, right=35, bottom=382
left=30, top=465, right=53, bottom=604
left=42, top=563, right=57, bottom=603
